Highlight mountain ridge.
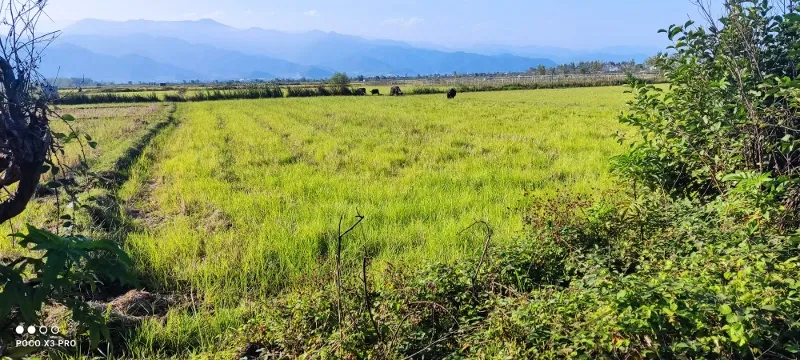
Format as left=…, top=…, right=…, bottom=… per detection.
left=44, top=18, right=649, bottom=82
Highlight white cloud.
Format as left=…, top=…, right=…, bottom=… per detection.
left=304, top=10, right=319, bottom=17
left=382, top=17, right=423, bottom=27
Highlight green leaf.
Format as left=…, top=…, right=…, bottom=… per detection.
left=719, top=304, right=732, bottom=315
left=61, top=114, right=76, bottom=121
left=88, top=141, right=98, bottom=149
left=72, top=239, right=133, bottom=265
left=761, top=305, right=777, bottom=311
left=786, top=13, right=800, bottom=22
left=668, top=26, right=683, bottom=41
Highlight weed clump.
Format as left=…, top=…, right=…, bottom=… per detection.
left=225, top=192, right=800, bottom=359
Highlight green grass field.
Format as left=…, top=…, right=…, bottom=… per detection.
left=118, top=87, right=632, bottom=306
left=0, top=103, right=174, bottom=254
left=0, top=86, right=634, bottom=356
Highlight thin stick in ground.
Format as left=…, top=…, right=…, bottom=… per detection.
left=335, top=211, right=365, bottom=358
left=458, top=221, right=493, bottom=297
left=362, top=255, right=383, bottom=344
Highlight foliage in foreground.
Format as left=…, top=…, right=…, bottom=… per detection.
left=0, top=226, right=135, bottom=355
left=224, top=192, right=799, bottom=359
left=1, top=104, right=173, bottom=357
left=614, top=0, right=800, bottom=216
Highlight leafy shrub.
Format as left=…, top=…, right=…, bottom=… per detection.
left=60, top=86, right=285, bottom=104
left=285, top=86, right=366, bottom=97
left=328, top=72, right=350, bottom=87
left=228, top=192, right=800, bottom=359
left=58, top=92, right=160, bottom=105
left=285, top=86, right=318, bottom=97
left=183, top=86, right=283, bottom=101
left=613, top=1, right=800, bottom=210
left=409, top=87, right=446, bottom=95
left=0, top=226, right=136, bottom=350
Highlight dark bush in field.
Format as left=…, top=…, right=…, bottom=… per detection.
left=452, top=76, right=658, bottom=93
left=409, top=87, right=445, bottom=95
left=61, top=86, right=284, bottom=104
left=58, top=92, right=160, bottom=105
left=285, top=86, right=371, bottom=98
left=180, top=86, right=283, bottom=101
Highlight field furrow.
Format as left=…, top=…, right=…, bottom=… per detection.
left=122, top=87, right=632, bottom=304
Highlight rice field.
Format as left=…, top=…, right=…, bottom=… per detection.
left=0, top=103, right=174, bottom=256
left=0, top=85, right=636, bottom=357
left=117, top=86, right=632, bottom=305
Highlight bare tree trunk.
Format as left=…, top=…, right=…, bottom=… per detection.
left=0, top=0, right=58, bottom=224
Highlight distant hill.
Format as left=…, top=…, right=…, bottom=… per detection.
left=52, top=19, right=557, bottom=81
left=454, top=44, right=657, bottom=64
left=40, top=43, right=204, bottom=82
left=59, top=34, right=332, bottom=80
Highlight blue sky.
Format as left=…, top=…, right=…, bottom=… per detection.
left=44, top=0, right=717, bottom=50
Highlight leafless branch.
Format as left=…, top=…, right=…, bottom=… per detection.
left=361, top=255, right=382, bottom=344
left=0, top=0, right=59, bottom=224
left=458, top=220, right=493, bottom=297
left=334, top=211, right=365, bottom=358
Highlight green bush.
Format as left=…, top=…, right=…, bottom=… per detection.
left=328, top=72, right=351, bottom=87
left=228, top=192, right=799, bottom=359
left=409, top=87, right=446, bottom=95
left=285, top=86, right=365, bottom=98
left=613, top=1, right=800, bottom=210
left=0, top=226, right=136, bottom=352
left=58, top=92, right=159, bottom=105
left=182, top=86, right=283, bottom=101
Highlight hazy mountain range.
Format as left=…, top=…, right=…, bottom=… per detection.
left=443, top=45, right=657, bottom=64
left=41, top=18, right=655, bottom=83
